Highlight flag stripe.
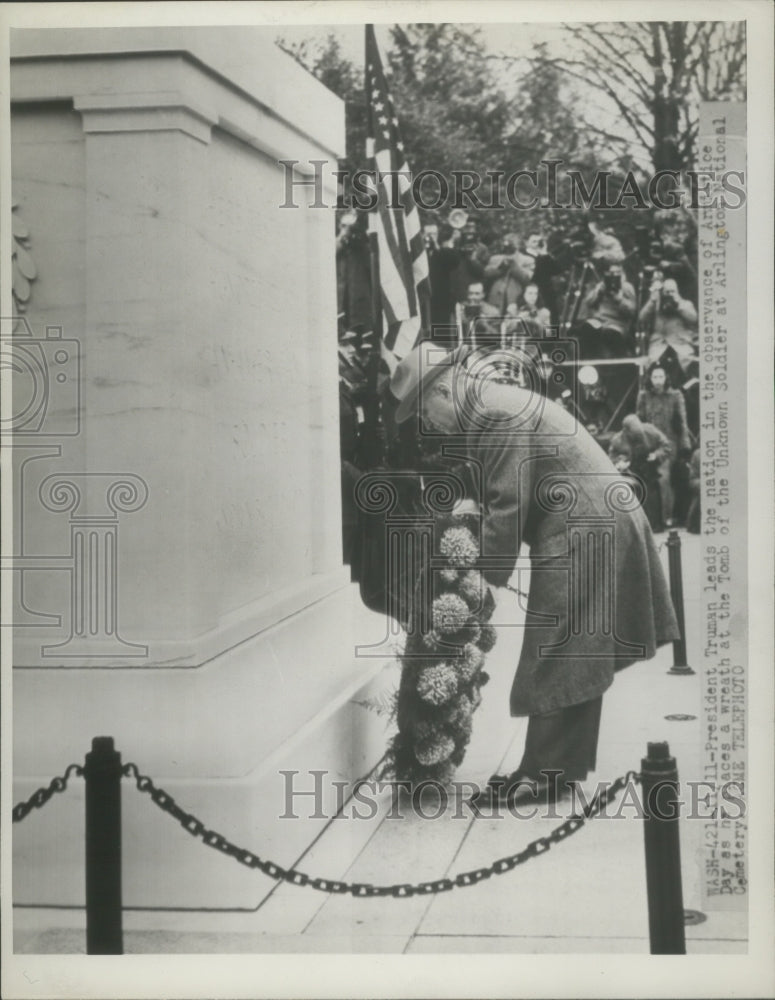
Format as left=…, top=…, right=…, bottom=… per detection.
left=375, top=223, right=410, bottom=319
left=365, top=24, right=430, bottom=362
left=380, top=279, right=400, bottom=328
left=378, top=193, right=417, bottom=314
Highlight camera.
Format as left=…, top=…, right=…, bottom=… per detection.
left=1, top=320, right=80, bottom=435
left=422, top=224, right=439, bottom=251
left=559, top=223, right=593, bottom=263
left=660, top=289, right=678, bottom=313
left=604, top=272, right=622, bottom=293
left=649, top=239, right=665, bottom=260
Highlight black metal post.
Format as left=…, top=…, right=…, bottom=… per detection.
left=566, top=259, right=594, bottom=332
left=666, top=529, right=695, bottom=675
left=641, top=741, right=686, bottom=954
left=84, top=736, right=123, bottom=954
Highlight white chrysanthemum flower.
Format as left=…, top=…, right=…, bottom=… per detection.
left=439, top=526, right=479, bottom=567
left=417, top=663, right=459, bottom=705
left=432, top=593, right=470, bottom=635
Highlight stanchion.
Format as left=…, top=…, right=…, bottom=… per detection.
left=666, top=529, right=695, bottom=675
left=641, top=741, right=686, bottom=954
left=84, top=736, right=123, bottom=954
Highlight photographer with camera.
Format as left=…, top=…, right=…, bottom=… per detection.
left=422, top=222, right=439, bottom=254
left=575, top=260, right=637, bottom=359
left=608, top=414, right=672, bottom=533
left=651, top=208, right=698, bottom=304
left=523, top=231, right=563, bottom=322
left=484, top=233, right=536, bottom=314
left=450, top=217, right=490, bottom=303
left=639, top=274, right=698, bottom=373
left=429, top=223, right=463, bottom=330
left=460, top=280, right=500, bottom=342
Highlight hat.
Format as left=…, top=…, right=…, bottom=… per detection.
left=390, top=342, right=472, bottom=424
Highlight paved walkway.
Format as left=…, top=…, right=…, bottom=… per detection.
left=14, top=529, right=747, bottom=954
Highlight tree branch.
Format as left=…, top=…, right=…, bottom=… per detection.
left=572, top=25, right=654, bottom=95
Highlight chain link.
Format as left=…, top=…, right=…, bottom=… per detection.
left=122, top=762, right=640, bottom=898
left=12, top=764, right=84, bottom=823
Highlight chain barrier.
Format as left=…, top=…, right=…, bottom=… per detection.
left=12, top=764, right=84, bottom=823
left=12, top=758, right=643, bottom=898
left=122, top=762, right=641, bottom=898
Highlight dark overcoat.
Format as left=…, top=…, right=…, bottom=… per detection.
left=456, top=381, right=680, bottom=716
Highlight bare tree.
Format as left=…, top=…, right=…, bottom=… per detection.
left=531, top=21, right=746, bottom=173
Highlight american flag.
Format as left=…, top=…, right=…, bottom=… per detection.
left=365, top=24, right=429, bottom=372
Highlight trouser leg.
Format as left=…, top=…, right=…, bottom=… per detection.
left=517, top=695, right=604, bottom=784
left=657, top=457, right=674, bottom=523
left=671, top=457, right=690, bottom=526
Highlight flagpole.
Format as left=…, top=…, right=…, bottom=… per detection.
left=361, top=25, right=385, bottom=468
left=360, top=22, right=430, bottom=464
left=368, top=231, right=384, bottom=352
left=359, top=226, right=383, bottom=466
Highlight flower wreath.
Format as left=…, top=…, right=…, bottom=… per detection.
left=381, top=512, right=497, bottom=785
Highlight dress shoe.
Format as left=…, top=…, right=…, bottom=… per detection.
left=502, top=772, right=573, bottom=808
left=470, top=769, right=572, bottom=809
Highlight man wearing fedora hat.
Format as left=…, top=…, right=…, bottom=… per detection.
left=389, top=341, right=679, bottom=807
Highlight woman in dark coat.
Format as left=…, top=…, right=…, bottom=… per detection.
left=636, top=366, right=692, bottom=526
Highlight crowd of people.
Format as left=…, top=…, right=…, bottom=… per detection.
left=337, top=206, right=702, bottom=554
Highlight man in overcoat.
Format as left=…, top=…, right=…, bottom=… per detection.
left=390, top=342, right=680, bottom=805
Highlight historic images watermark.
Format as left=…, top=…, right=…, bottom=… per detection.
left=279, top=159, right=748, bottom=212
left=1, top=316, right=149, bottom=660
left=0, top=320, right=81, bottom=437
left=278, top=769, right=746, bottom=823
